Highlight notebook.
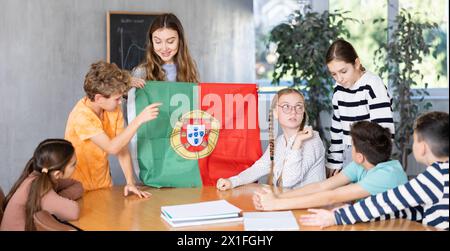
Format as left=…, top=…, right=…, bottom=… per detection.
left=161, top=200, right=242, bottom=227
left=243, top=211, right=300, bottom=231
left=161, top=213, right=243, bottom=228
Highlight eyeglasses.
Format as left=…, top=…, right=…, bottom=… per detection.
left=278, top=104, right=304, bottom=114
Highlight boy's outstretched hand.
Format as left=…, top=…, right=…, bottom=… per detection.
left=137, top=103, right=162, bottom=124
left=299, top=209, right=336, bottom=229
left=123, top=184, right=152, bottom=199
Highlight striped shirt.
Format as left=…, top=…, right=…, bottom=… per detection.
left=334, top=161, right=449, bottom=230
left=229, top=131, right=326, bottom=189
left=327, top=71, right=395, bottom=170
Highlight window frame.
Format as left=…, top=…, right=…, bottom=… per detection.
left=255, top=0, right=449, bottom=95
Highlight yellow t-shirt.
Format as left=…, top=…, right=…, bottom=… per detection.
left=65, top=97, right=125, bottom=191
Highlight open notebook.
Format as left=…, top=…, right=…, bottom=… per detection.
left=243, top=211, right=300, bottom=231
left=161, top=200, right=243, bottom=227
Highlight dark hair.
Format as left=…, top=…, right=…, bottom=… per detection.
left=414, top=111, right=449, bottom=158
left=84, top=61, right=131, bottom=101
left=350, top=121, right=392, bottom=166
left=267, top=88, right=308, bottom=186
left=326, top=39, right=366, bottom=72
left=2, top=139, right=75, bottom=231
left=141, top=13, right=199, bottom=83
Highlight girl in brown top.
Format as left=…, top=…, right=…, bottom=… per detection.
left=1, top=139, right=83, bottom=231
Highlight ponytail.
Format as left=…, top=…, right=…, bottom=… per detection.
left=300, top=111, right=308, bottom=132
left=267, top=107, right=275, bottom=186
left=25, top=172, right=53, bottom=230
left=360, top=64, right=366, bottom=72
left=2, top=157, right=36, bottom=212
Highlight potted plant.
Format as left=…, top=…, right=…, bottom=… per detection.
left=374, top=9, right=439, bottom=170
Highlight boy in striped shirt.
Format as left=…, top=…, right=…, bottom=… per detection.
left=300, top=111, right=449, bottom=230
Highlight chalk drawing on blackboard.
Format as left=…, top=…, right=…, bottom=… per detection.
left=117, top=27, right=147, bottom=70
left=107, top=12, right=158, bottom=71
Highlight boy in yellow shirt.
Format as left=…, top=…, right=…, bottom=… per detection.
left=65, top=61, right=160, bottom=197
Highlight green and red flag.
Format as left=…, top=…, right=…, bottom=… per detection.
left=129, top=82, right=262, bottom=188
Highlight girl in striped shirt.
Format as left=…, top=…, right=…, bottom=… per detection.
left=216, top=88, right=326, bottom=190
left=300, top=112, right=449, bottom=230
left=326, top=39, right=395, bottom=176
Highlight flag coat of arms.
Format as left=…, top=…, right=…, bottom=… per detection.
left=128, top=82, right=262, bottom=188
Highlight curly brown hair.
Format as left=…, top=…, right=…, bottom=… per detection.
left=84, top=61, right=131, bottom=101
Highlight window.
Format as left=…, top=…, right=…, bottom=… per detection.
left=329, top=0, right=388, bottom=78
left=254, top=0, right=301, bottom=92
left=329, top=0, right=448, bottom=89
left=254, top=0, right=448, bottom=91
left=398, top=0, right=448, bottom=88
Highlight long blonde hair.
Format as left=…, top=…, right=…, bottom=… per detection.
left=267, top=88, right=308, bottom=187
left=140, top=13, right=199, bottom=83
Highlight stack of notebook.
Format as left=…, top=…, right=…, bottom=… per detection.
left=161, top=200, right=243, bottom=227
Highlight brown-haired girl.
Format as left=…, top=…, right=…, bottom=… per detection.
left=1, top=139, right=83, bottom=231
left=216, top=88, right=326, bottom=190
left=130, top=13, right=199, bottom=86
left=127, top=13, right=200, bottom=179
left=325, top=39, right=395, bottom=176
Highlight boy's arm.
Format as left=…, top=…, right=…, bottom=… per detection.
left=116, top=147, right=151, bottom=198
left=117, top=146, right=136, bottom=186
left=375, top=206, right=424, bottom=222
left=89, top=103, right=160, bottom=155
left=90, top=118, right=142, bottom=155
left=267, top=183, right=369, bottom=211
left=299, top=205, right=424, bottom=228
left=278, top=172, right=350, bottom=199
left=334, top=165, right=444, bottom=225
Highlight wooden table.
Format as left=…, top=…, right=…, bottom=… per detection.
left=69, top=184, right=436, bottom=231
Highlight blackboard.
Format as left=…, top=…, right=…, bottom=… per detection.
left=107, top=12, right=159, bottom=71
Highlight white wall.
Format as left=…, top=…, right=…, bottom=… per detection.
left=0, top=0, right=255, bottom=191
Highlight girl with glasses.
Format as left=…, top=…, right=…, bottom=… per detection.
left=216, top=88, right=326, bottom=191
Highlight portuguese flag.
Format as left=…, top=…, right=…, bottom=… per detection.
left=130, top=82, right=262, bottom=188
